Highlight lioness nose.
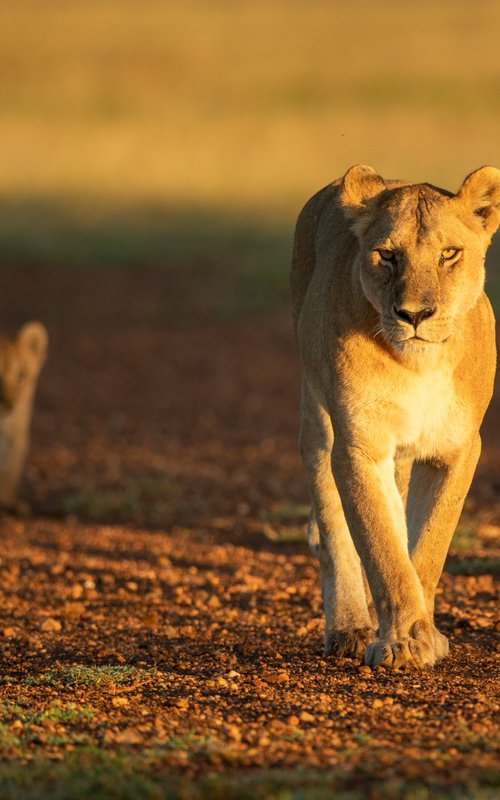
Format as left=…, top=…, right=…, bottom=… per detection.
left=393, top=305, right=436, bottom=328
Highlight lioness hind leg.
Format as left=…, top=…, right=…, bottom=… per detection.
left=307, top=509, right=320, bottom=556
left=319, top=532, right=377, bottom=658
left=300, top=380, right=376, bottom=658
left=407, top=437, right=481, bottom=662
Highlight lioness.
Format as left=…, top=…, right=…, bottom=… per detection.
left=0, top=323, right=48, bottom=513
left=292, top=165, right=498, bottom=668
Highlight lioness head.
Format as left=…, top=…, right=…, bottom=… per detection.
left=340, top=164, right=500, bottom=354
left=0, top=323, right=48, bottom=412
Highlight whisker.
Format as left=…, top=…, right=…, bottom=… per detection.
left=369, top=322, right=387, bottom=342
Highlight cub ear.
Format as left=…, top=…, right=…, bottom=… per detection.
left=456, top=166, right=500, bottom=235
left=17, top=322, right=48, bottom=368
left=339, top=164, right=387, bottom=224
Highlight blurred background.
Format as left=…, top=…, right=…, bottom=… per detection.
left=1, top=0, right=500, bottom=530
left=2, top=0, right=500, bottom=296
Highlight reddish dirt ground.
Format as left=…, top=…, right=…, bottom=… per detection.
left=0, top=266, right=497, bottom=792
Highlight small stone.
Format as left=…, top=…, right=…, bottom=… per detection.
left=225, top=724, right=242, bottom=741
left=287, top=715, right=300, bottom=726
left=111, top=696, right=129, bottom=707
left=276, top=671, right=290, bottom=683
left=114, top=726, right=142, bottom=745
left=207, top=595, right=221, bottom=609
left=227, top=670, right=240, bottom=679
left=126, top=581, right=138, bottom=592
left=10, top=720, right=23, bottom=731
left=63, top=602, right=86, bottom=617
left=2, top=627, right=17, bottom=638
left=372, top=698, right=384, bottom=709
left=299, top=711, right=315, bottom=723
left=216, top=677, right=229, bottom=688
left=40, top=618, right=62, bottom=633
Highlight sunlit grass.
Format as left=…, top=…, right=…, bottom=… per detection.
left=1, top=0, right=500, bottom=299
left=24, top=666, right=156, bottom=688
left=1, top=0, right=500, bottom=213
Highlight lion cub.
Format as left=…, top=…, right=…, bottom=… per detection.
left=0, top=323, right=48, bottom=513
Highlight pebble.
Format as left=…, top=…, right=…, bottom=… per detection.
left=40, top=618, right=62, bottom=633
left=111, top=696, right=129, bottom=707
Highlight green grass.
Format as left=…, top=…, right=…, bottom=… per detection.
left=259, top=501, right=311, bottom=545
left=444, top=557, right=500, bottom=577
left=0, top=701, right=94, bottom=727
left=59, top=474, right=213, bottom=525
left=450, top=525, right=478, bottom=553
left=24, top=666, right=157, bottom=688
left=0, top=755, right=496, bottom=800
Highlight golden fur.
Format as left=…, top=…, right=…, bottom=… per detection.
left=292, top=165, right=498, bottom=668
left=0, top=323, right=48, bottom=513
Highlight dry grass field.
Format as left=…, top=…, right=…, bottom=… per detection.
left=1, top=0, right=500, bottom=272
left=0, top=1, right=498, bottom=797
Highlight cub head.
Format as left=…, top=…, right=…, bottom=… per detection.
left=0, top=322, right=48, bottom=412
left=340, top=164, right=500, bottom=355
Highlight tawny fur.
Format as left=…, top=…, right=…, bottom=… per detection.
left=292, top=165, right=498, bottom=669
left=0, top=323, right=48, bottom=513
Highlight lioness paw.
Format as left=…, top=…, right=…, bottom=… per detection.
left=326, top=627, right=376, bottom=660
left=433, top=627, right=449, bottom=660
left=364, top=620, right=436, bottom=669
left=365, top=635, right=436, bottom=669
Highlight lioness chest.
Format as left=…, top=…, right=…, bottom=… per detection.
left=393, top=367, right=466, bottom=460
left=342, top=359, right=468, bottom=461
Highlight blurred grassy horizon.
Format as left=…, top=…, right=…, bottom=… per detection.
left=1, top=0, right=500, bottom=306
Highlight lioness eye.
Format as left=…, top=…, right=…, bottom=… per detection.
left=442, top=248, right=460, bottom=260
left=377, top=249, right=395, bottom=262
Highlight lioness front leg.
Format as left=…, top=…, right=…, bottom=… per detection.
left=408, top=435, right=482, bottom=660
left=332, top=443, right=435, bottom=669
left=300, top=382, right=375, bottom=658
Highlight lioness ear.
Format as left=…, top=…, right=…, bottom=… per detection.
left=340, top=164, right=387, bottom=221
left=17, top=322, right=48, bottom=368
left=456, top=166, right=500, bottom=235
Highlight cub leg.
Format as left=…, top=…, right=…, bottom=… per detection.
left=332, top=443, right=435, bottom=669
left=408, top=435, right=481, bottom=660
left=300, top=381, right=375, bottom=658
left=0, top=429, right=29, bottom=513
